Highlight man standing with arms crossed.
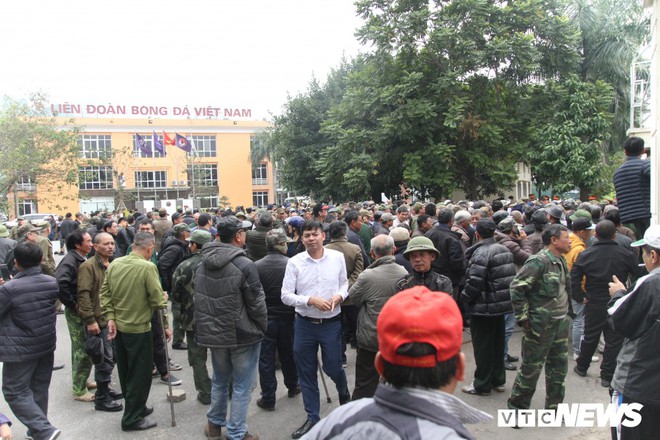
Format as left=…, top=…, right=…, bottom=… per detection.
left=101, top=232, right=169, bottom=432
left=507, top=224, right=572, bottom=413
left=281, top=220, right=351, bottom=439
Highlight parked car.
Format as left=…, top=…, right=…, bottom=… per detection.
left=5, top=213, right=58, bottom=228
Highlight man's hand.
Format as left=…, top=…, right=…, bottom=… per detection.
left=0, top=422, right=12, bottom=440
left=165, top=328, right=172, bottom=342
left=609, top=275, right=626, bottom=297
left=163, top=291, right=169, bottom=302
left=330, top=294, right=343, bottom=312
left=307, top=296, right=333, bottom=311
left=87, top=322, right=100, bottom=336
left=107, top=320, right=117, bottom=340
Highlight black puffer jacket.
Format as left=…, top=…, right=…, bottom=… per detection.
left=255, top=251, right=294, bottom=319
left=0, top=266, right=58, bottom=362
left=613, top=156, right=651, bottom=222
left=461, top=237, right=516, bottom=316
left=246, top=226, right=270, bottom=262
left=158, top=236, right=190, bottom=292
left=194, top=242, right=267, bottom=348
left=55, top=251, right=86, bottom=309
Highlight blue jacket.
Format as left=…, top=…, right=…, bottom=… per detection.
left=0, top=266, right=58, bottom=362
left=613, top=156, right=651, bottom=223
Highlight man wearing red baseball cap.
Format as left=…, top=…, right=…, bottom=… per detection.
left=303, top=286, right=491, bottom=439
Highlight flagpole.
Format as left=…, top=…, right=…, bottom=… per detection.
left=153, top=136, right=157, bottom=202
left=190, top=132, right=196, bottom=205
left=134, top=136, right=141, bottom=206
left=175, top=141, right=180, bottom=201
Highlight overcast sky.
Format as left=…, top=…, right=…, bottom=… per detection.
left=0, top=0, right=365, bottom=120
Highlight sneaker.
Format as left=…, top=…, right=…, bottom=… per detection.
left=73, top=392, right=96, bottom=402
left=172, top=341, right=188, bottom=350
left=169, top=360, right=183, bottom=371
left=461, top=383, right=491, bottom=396
left=204, top=421, right=224, bottom=440
left=47, top=429, right=61, bottom=440
left=573, top=353, right=600, bottom=362
left=197, top=393, right=212, bottom=405
left=160, top=374, right=182, bottom=386
left=493, top=385, right=506, bottom=393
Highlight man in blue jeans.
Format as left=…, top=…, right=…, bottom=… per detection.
left=194, top=216, right=267, bottom=440
left=281, top=220, right=351, bottom=439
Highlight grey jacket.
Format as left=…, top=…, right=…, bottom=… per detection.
left=349, top=256, right=408, bottom=352
left=194, top=242, right=267, bottom=348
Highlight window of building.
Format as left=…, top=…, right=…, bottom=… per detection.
left=190, top=164, right=218, bottom=187
left=133, top=134, right=165, bottom=158
left=18, top=199, right=35, bottom=216
left=16, top=175, right=36, bottom=191
left=252, top=163, right=268, bottom=185
left=135, top=170, right=167, bottom=188
left=79, top=166, right=114, bottom=190
left=253, top=191, right=268, bottom=207
left=79, top=135, right=112, bottom=159
left=190, top=135, right=217, bottom=157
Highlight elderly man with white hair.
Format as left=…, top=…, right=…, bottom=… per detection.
left=452, top=210, right=473, bottom=252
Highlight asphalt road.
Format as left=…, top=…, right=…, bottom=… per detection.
left=0, top=255, right=613, bottom=439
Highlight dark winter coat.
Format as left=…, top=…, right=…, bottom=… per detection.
left=613, top=156, right=651, bottom=223
left=425, top=224, right=465, bottom=285
left=157, top=236, right=190, bottom=292
left=55, top=250, right=87, bottom=309
left=0, top=266, right=58, bottom=362
left=494, top=230, right=533, bottom=267
left=461, top=237, right=516, bottom=316
left=194, top=242, right=267, bottom=348
left=255, top=251, right=294, bottom=319
left=246, top=226, right=270, bottom=262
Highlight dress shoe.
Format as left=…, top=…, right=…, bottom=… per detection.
left=574, top=365, right=587, bottom=377
left=197, top=393, right=211, bottom=405
left=142, top=405, right=154, bottom=417
left=288, top=385, right=302, bottom=398
left=256, top=398, right=274, bottom=411
left=52, top=363, right=65, bottom=371
left=122, top=418, right=157, bottom=432
left=95, top=396, right=123, bottom=412
left=291, top=419, right=317, bottom=439
left=172, top=341, right=188, bottom=350
left=339, top=391, right=351, bottom=405
left=601, top=379, right=611, bottom=388
left=493, top=385, right=506, bottom=393
left=243, top=433, right=260, bottom=440
left=506, top=354, right=519, bottom=362
left=108, top=387, right=123, bottom=400
left=504, top=362, right=517, bottom=371
left=204, top=421, right=224, bottom=440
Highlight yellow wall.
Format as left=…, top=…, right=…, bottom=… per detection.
left=9, top=117, right=272, bottom=216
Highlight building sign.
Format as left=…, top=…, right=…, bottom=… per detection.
left=50, top=102, right=252, bottom=119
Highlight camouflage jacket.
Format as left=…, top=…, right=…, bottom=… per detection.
left=509, top=249, right=571, bottom=323
left=171, top=252, right=203, bottom=331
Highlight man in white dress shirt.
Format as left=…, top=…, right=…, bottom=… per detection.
left=281, top=220, right=351, bottom=439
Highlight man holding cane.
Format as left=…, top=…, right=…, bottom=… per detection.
left=100, top=232, right=170, bottom=432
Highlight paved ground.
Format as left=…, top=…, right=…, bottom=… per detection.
left=0, top=254, right=613, bottom=439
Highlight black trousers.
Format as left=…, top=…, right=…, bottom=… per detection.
left=577, top=302, right=623, bottom=381
left=151, top=311, right=168, bottom=375
left=470, top=315, right=506, bottom=392
left=352, top=347, right=379, bottom=400
left=613, top=395, right=660, bottom=440
left=116, top=330, right=153, bottom=428
left=341, top=304, right=358, bottom=355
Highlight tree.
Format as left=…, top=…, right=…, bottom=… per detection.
left=0, top=93, right=81, bottom=216
left=530, top=75, right=613, bottom=199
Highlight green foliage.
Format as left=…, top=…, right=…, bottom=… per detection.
left=0, top=92, right=81, bottom=212
left=530, top=75, right=613, bottom=196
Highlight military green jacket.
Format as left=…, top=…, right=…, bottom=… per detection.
left=509, top=248, right=571, bottom=323
left=171, top=252, right=203, bottom=331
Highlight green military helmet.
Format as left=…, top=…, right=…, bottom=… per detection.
left=403, top=236, right=440, bottom=260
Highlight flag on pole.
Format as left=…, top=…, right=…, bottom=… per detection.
left=163, top=131, right=175, bottom=146
left=135, top=133, right=151, bottom=157
left=153, top=130, right=165, bottom=156
left=175, top=133, right=192, bottom=152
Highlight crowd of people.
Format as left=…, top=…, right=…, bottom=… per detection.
left=0, top=136, right=657, bottom=440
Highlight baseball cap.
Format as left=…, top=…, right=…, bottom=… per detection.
left=476, top=218, right=497, bottom=236
left=631, top=224, right=660, bottom=248
left=571, top=217, right=595, bottom=231
left=381, top=213, right=394, bottom=223
left=0, top=225, right=8, bottom=238
left=17, top=223, right=42, bottom=237
left=569, top=209, right=593, bottom=222
left=497, top=217, right=516, bottom=233
left=218, top=216, right=252, bottom=239
left=172, top=223, right=190, bottom=234
left=377, top=286, right=463, bottom=366
left=186, top=229, right=213, bottom=246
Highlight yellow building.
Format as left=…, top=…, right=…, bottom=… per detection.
left=11, top=116, right=274, bottom=216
